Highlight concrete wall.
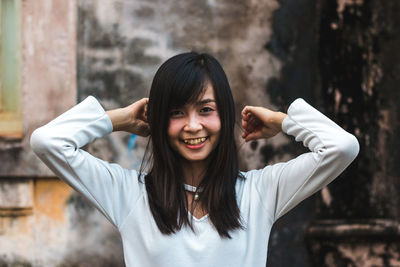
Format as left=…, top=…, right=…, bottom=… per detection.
left=2, top=0, right=399, bottom=266
left=76, top=1, right=317, bottom=266
left=305, top=0, right=400, bottom=265
left=0, top=0, right=326, bottom=266
left=77, top=0, right=400, bottom=266
left=0, top=0, right=76, bottom=176
left=77, top=0, right=286, bottom=172
left=1, top=1, right=123, bottom=266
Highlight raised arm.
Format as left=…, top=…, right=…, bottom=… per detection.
left=242, top=98, right=359, bottom=221
left=30, top=96, right=149, bottom=229
left=106, top=97, right=149, bottom=135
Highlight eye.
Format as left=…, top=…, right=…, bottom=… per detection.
left=200, top=107, right=214, bottom=113
left=169, top=110, right=184, bottom=117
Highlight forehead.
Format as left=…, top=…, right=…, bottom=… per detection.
left=197, top=84, right=216, bottom=102
left=170, top=83, right=217, bottom=110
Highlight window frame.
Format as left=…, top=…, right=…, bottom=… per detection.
left=0, top=0, right=22, bottom=139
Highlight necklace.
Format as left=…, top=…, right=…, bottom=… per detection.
left=184, top=183, right=203, bottom=201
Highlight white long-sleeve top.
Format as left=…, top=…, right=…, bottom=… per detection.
left=30, top=96, right=359, bottom=267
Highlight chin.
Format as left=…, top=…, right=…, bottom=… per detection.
left=182, top=154, right=209, bottom=162
left=180, top=150, right=215, bottom=163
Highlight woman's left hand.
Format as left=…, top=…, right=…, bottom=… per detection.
left=241, top=105, right=287, bottom=142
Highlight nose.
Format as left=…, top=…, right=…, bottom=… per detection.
left=184, top=113, right=202, bottom=132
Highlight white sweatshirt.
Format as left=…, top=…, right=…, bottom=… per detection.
left=30, top=96, right=359, bottom=267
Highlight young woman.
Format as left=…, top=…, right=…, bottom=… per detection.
left=31, top=52, right=359, bottom=266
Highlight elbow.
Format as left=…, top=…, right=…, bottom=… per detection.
left=337, top=133, right=360, bottom=163
left=347, top=134, right=360, bottom=160
left=30, top=127, right=56, bottom=156
left=31, top=126, right=75, bottom=165
left=30, top=128, right=47, bottom=155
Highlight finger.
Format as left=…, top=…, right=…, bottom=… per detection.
left=245, top=131, right=263, bottom=142
left=134, top=98, right=148, bottom=110
left=144, top=99, right=149, bottom=120
left=241, top=106, right=254, bottom=119
left=245, top=115, right=260, bottom=133
left=242, top=106, right=256, bottom=116
left=241, top=113, right=248, bottom=123
left=136, top=97, right=148, bottom=104
left=242, top=117, right=248, bottom=130
left=241, top=106, right=249, bottom=117
left=137, top=122, right=151, bottom=137
left=242, top=108, right=261, bottom=128
left=142, top=127, right=151, bottom=137
left=135, top=98, right=149, bottom=119
left=143, top=105, right=148, bottom=122
left=242, top=113, right=256, bottom=130
left=242, top=113, right=249, bottom=122
left=245, top=106, right=271, bottom=123
left=241, top=129, right=249, bottom=138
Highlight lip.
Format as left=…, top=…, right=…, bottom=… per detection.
left=182, top=137, right=208, bottom=149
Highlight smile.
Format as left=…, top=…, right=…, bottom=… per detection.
left=183, top=137, right=208, bottom=145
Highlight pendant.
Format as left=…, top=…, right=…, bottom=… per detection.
left=194, top=193, right=199, bottom=201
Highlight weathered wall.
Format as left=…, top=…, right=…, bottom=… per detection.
left=2, top=0, right=398, bottom=266
left=0, top=178, right=122, bottom=266
left=0, top=1, right=123, bottom=266
left=0, top=0, right=76, bottom=176
left=77, top=1, right=309, bottom=266
left=77, top=0, right=286, bottom=171
left=305, top=0, right=400, bottom=266
left=263, top=0, right=320, bottom=265
left=76, top=0, right=341, bottom=266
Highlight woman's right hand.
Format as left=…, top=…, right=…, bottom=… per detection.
left=106, top=98, right=150, bottom=136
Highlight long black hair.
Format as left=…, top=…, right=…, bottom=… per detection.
left=140, top=52, right=244, bottom=238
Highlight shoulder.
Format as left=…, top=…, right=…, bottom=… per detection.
left=236, top=163, right=286, bottom=194
left=239, top=165, right=274, bottom=181
left=236, top=167, right=273, bottom=190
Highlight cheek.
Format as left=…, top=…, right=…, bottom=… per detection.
left=206, top=114, right=221, bottom=135
left=167, top=119, right=182, bottom=139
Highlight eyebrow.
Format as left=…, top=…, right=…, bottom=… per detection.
left=195, top=99, right=216, bottom=106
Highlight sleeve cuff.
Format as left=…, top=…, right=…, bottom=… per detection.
left=281, top=98, right=305, bottom=134
left=84, top=96, right=113, bottom=135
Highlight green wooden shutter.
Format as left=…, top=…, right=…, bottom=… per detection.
left=0, top=0, right=22, bottom=139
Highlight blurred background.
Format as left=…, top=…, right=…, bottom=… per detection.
left=0, top=0, right=399, bottom=266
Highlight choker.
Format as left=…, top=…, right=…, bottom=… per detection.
left=184, top=184, right=203, bottom=201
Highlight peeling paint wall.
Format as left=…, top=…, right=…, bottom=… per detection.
left=1, top=1, right=123, bottom=266
left=2, top=0, right=293, bottom=266
left=78, top=0, right=382, bottom=266
left=306, top=0, right=400, bottom=265
left=0, top=179, right=123, bottom=266
left=77, top=0, right=285, bottom=172
left=1, top=0, right=399, bottom=266
left=77, top=1, right=306, bottom=266
left=0, top=0, right=76, bottom=176
left=263, top=0, right=320, bottom=265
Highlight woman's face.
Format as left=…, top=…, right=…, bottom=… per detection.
left=167, top=84, right=221, bottom=163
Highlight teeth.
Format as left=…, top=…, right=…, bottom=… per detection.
left=184, top=137, right=206, bottom=145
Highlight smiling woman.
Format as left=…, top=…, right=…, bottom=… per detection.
left=30, top=51, right=359, bottom=267
left=145, top=53, right=242, bottom=235
left=167, top=85, right=220, bottom=163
